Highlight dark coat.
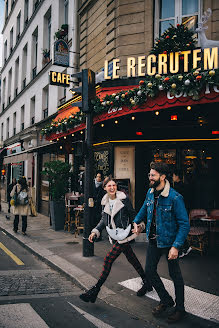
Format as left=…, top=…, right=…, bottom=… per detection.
left=93, top=181, right=105, bottom=226
left=92, top=191, right=136, bottom=238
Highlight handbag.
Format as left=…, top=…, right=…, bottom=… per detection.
left=30, top=198, right=37, bottom=216
left=106, top=224, right=131, bottom=241
left=10, top=186, right=18, bottom=206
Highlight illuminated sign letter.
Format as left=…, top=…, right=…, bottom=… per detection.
left=169, top=52, right=179, bottom=74
left=180, top=51, right=191, bottom=72
left=204, top=47, right=218, bottom=70
left=113, top=59, right=120, bottom=79
left=127, top=57, right=136, bottom=77
left=147, top=54, right=156, bottom=76
left=193, top=49, right=202, bottom=69
left=104, top=60, right=111, bottom=80
left=138, top=56, right=146, bottom=77
left=158, top=54, right=167, bottom=74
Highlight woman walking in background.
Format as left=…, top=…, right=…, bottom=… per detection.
left=10, top=176, right=31, bottom=235
left=79, top=176, right=152, bottom=303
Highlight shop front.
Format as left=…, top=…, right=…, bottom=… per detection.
left=43, top=77, right=219, bottom=214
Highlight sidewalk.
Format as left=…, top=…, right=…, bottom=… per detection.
left=0, top=202, right=218, bottom=328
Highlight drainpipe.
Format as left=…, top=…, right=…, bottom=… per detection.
left=71, top=0, right=80, bottom=74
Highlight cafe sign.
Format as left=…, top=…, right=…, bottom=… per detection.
left=49, top=71, right=70, bottom=87
left=104, top=47, right=218, bottom=79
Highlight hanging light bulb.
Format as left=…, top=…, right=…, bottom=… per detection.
left=131, top=116, right=135, bottom=120
left=72, top=133, right=74, bottom=136
left=64, top=136, right=67, bottom=139
left=115, top=120, right=118, bottom=124
left=101, top=123, right=104, bottom=127
left=187, top=105, right=191, bottom=110
left=80, top=130, right=83, bottom=134
left=60, top=146, right=63, bottom=149
left=155, top=111, right=159, bottom=116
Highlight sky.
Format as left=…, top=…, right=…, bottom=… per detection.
left=0, top=0, right=5, bottom=68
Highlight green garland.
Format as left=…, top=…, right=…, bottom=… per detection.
left=151, top=23, right=196, bottom=55
left=41, top=68, right=219, bottom=137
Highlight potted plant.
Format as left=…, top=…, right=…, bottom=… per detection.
left=41, top=160, right=72, bottom=230
left=54, top=24, right=68, bottom=40
left=42, top=49, right=50, bottom=64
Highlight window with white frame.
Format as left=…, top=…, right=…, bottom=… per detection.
left=22, top=44, right=27, bottom=89
left=30, top=96, right=35, bottom=125
left=24, top=0, right=29, bottom=26
left=16, top=12, right=21, bottom=42
left=8, top=68, right=12, bottom=105
left=32, top=28, right=38, bottom=79
left=21, top=105, right=25, bottom=131
left=6, top=117, right=9, bottom=138
left=4, top=40, right=7, bottom=62
left=43, top=7, right=51, bottom=56
left=15, top=57, right=19, bottom=97
left=13, top=112, right=16, bottom=136
left=64, top=0, right=69, bottom=25
left=1, top=123, right=4, bottom=141
left=42, top=86, right=49, bottom=119
left=154, top=0, right=201, bottom=38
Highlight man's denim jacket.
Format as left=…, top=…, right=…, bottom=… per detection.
left=134, top=180, right=190, bottom=249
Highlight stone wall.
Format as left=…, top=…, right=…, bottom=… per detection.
left=79, top=0, right=219, bottom=75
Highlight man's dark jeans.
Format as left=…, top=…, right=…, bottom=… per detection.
left=145, top=240, right=185, bottom=311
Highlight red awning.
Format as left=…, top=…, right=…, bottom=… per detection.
left=47, top=85, right=219, bottom=140
left=54, top=105, right=80, bottom=121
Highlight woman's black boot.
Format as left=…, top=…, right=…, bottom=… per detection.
left=79, top=285, right=100, bottom=303
left=137, top=279, right=153, bottom=297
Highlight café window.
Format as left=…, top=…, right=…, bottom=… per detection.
left=154, top=0, right=201, bottom=38
left=152, top=148, right=176, bottom=165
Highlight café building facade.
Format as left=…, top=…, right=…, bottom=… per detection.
left=36, top=0, right=219, bottom=215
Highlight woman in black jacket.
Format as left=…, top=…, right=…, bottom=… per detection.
left=79, top=176, right=152, bottom=303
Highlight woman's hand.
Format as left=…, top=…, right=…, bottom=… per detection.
left=132, top=222, right=143, bottom=235
left=88, top=232, right=96, bottom=243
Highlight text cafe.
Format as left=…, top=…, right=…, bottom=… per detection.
left=43, top=48, right=219, bottom=216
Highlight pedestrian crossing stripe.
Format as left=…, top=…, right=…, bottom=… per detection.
left=119, top=277, right=219, bottom=323
left=0, top=242, right=24, bottom=265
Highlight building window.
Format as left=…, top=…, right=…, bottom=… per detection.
left=21, top=105, right=25, bottom=131
left=32, top=28, right=38, bottom=79
left=43, top=7, right=51, bottom=58
left=16, top=12, right=21, bottom=42
left=10, top=27, right=13, bottom=54
left=22, top=44, right=28, bottom=89
left=42, top=86, right=49, bottom=119
left=6, top=117, right=9, bottom=139
left=64, top=0, right=69, bottom=25
left=154, top=0, right=201, bottom=38
left=30, top=96, right=35, bottom=125
left=24, top=0, right=29, bottom=27
left=5, top=1, right=8, bottom=20
left=1, top=123, right=4, bottom=141
left=4, top=40, right=7, bottom=63
left=2, top=78, right=6, bottom=109
left=15, top=57, right=19, bottom=97
left=13, top=112, right=16, bottom=136
left=8, top=68, right=12, bottom=105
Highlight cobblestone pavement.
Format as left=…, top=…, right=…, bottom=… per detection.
left=0, top=269, right=75, bottom=296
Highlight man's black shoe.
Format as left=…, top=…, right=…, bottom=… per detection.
left=167, top=309, right=186, bottom=324
left=137, top=283, right=153, bottom=296
left=152, top=300, right=174, bottom=317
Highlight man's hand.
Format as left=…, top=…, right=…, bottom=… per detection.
left=168, top=246, right=179, bottom=260
left=132, top=222, right=143, bottom=235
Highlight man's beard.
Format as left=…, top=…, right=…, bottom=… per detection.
left=149, top=178, right=161, bottom=189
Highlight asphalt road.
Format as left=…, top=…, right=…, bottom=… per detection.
left=0, top=231, right=155, bottom=328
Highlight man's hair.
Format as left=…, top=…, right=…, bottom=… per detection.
left=102, top=175, right=117, bottom=188
left=150, top=161, right=169, bottom=176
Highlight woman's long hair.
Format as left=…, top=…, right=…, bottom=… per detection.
left=18, top=177, right=28, bottom=191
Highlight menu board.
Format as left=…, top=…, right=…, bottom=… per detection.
left=115, top=178, right=131, bottom=197
left=94, top=150, right=110, bottom=176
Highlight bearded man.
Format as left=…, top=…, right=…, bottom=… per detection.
left=133, top=162, right=190, bottom=324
